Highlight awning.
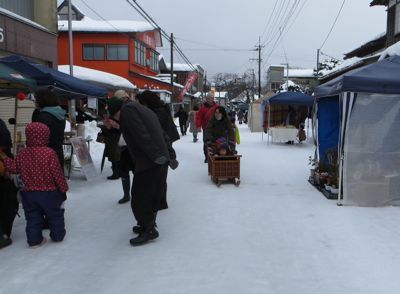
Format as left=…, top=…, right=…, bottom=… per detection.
left=0, top=63, right=36, bottom=90
left=0, top=55, right=108, bottom=99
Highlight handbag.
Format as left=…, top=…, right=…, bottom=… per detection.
left=96, top=131, right=106, bottom=144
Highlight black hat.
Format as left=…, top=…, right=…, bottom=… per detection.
left=106, top=96, right=123, bottom=116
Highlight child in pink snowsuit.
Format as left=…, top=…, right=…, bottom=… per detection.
left=2, top=122, right=68, bottom=248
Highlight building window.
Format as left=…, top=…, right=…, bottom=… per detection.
left=107, top=44, right=129, bottom=61
left=83, top=44, right=105, bottom=60
left=135, top=40, right=146, bottom=66
left=395, top=3, right=400, bottom=34
left=149, top=50, right=159, bottom=72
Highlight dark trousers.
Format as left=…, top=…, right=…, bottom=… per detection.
left=130, top=164, right=168, bottom=228
left=202, top=132, right=208, bottom=160
left=179, top=123, right=187, bottom=135
left=20, top=190, right=65, bottom=246
left=0, top=178, right=18, bottom=238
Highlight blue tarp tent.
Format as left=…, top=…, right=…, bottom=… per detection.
left=314, top=55, right=400, bottom=206
left=261, top=91, right=313, bottom=142
left=0, top=55, right=107, bottom=98
left=269, top=91, right=314, bottom=106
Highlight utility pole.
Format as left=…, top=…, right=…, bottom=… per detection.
left=285, top=63, right=289, bottom=90
left=257, top=37, right=262, bottom=100
left=170, top=33, right=174, bottom=103
left=250, top=37, right=264, bottom=101
left=67, top=0, right=76, bottom=123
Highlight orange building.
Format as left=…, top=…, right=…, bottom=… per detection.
left=57, top=1, right=173, bottom=93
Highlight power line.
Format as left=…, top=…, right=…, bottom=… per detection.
left=125, top=0, right=197, bottom=72
left=319, top=0, right=346, bottom=50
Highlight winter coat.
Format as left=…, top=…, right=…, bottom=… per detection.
left=32, top=106, right=66, bottom=166
left=188, top=110, right=198, bottom=133
left=102, top=121, right=121, bottom=162
left=0, top=118, right=12, bottom=157
left=4, top=122, right=68, bottom=193
left=204, top=115, right=235, bottom=144
left=119, top=101, right=170, bottom=173
left=151, top=104, right=180, bottom=143
left=174, top=108, right=188, bottom=125
left=196, top=102, right=218, bottom=130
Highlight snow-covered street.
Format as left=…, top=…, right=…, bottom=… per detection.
left=2, top=123, right=400, bottom=294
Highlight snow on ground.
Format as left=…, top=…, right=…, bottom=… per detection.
left=2, top=123, right=400, bottom=294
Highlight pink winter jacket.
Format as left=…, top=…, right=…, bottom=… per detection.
left=4, top=122, right=68, bottom=193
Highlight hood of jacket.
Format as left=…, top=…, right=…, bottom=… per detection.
left=25, top=122, right=50, bottom=147
left=41, top=106, right=66, bottom=120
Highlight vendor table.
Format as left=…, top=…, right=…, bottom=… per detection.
left=270, top=127, right=298, bottom=143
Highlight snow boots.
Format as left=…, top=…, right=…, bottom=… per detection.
left=118, top=176, right=130, bottom=204
left=130, top=225, right=159, bottom=246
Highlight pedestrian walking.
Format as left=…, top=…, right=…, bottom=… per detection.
left=196, top=93, right=218, bottom=163
left=174, top=105, right=188, bottom=136
left=188, top=105, right=200, bottom=142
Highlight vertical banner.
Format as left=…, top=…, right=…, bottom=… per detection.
left=177, top=71, right=198, bottom=102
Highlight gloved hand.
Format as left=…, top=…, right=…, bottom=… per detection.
left=154, top=156, right=168, bottom=165
left=169, top=159, right=179, bottom=170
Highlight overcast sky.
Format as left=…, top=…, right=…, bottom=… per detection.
left=60, top=0, right=387, bottom=78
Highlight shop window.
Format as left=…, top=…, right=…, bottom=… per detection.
left=83, top=44, right=105, bottom=60
left=135, top=40, right=146, bottom=66
left=149, top=50, right=159, bottom=72
left=107, top=44, right=129, bottom=61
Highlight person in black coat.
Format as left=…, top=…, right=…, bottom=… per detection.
left=107, top=97, right=170, bottom=246
left=0, top=118, right=19, bottom=249
left=32, top=88, right=66, bottom=168
left=174, top=105, right=189, bottom=136
left=137, top=90, right=179, bottom=210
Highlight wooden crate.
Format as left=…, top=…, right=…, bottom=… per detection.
left=208, top=152, right=242, bottom=187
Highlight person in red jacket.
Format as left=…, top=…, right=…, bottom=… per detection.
left=1, top=122, right=68, bottom=248
left=196, top=93, right=218, bottom=163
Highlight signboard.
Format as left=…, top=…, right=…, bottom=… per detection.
left=177, top=71, right=198, bottom=102
left=70, top=137, right=97, bottom=180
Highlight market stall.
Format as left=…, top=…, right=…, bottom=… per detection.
left=314, top=55, right=400, bottom=206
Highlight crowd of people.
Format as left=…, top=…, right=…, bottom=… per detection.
left=0, top=89, right=242, bottom=249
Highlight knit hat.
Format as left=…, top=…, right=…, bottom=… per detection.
left=106, top=96, right=123, bottom=117
left=114, top=89, right=129, bottom=99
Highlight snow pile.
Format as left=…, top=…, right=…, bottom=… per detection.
left=58, top=65, right=136, bottom=90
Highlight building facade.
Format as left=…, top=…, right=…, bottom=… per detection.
left=57, top=1, right=172, bottom=95
left=0, top=0, right=58, bottom=145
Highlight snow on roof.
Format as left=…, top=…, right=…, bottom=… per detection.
left=284, top=68, right=315, bottom=78
left=58, top=65, right=136, bottom=90
left=165, top=63, right=197, bottom=72
left=318, top=57, right=364, bottom=78
left=58, top=16, right=155, bottom=33
left=0, top=7, right=48, bottom=32
left=378, top=41, right=400, bottom=60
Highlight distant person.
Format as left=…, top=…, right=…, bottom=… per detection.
left=188, top=105, right=200, bottom=142
left=174, top=105, right=188, bottom=136
left=237, top=109, right=244, bottom=124
left=106, top=97, right=170, bottom=246
left=0, top=118, right=18, bottom=249
left=196, top=94, right=218, bottom=163
left=2, top=122, right=68, bottom=248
